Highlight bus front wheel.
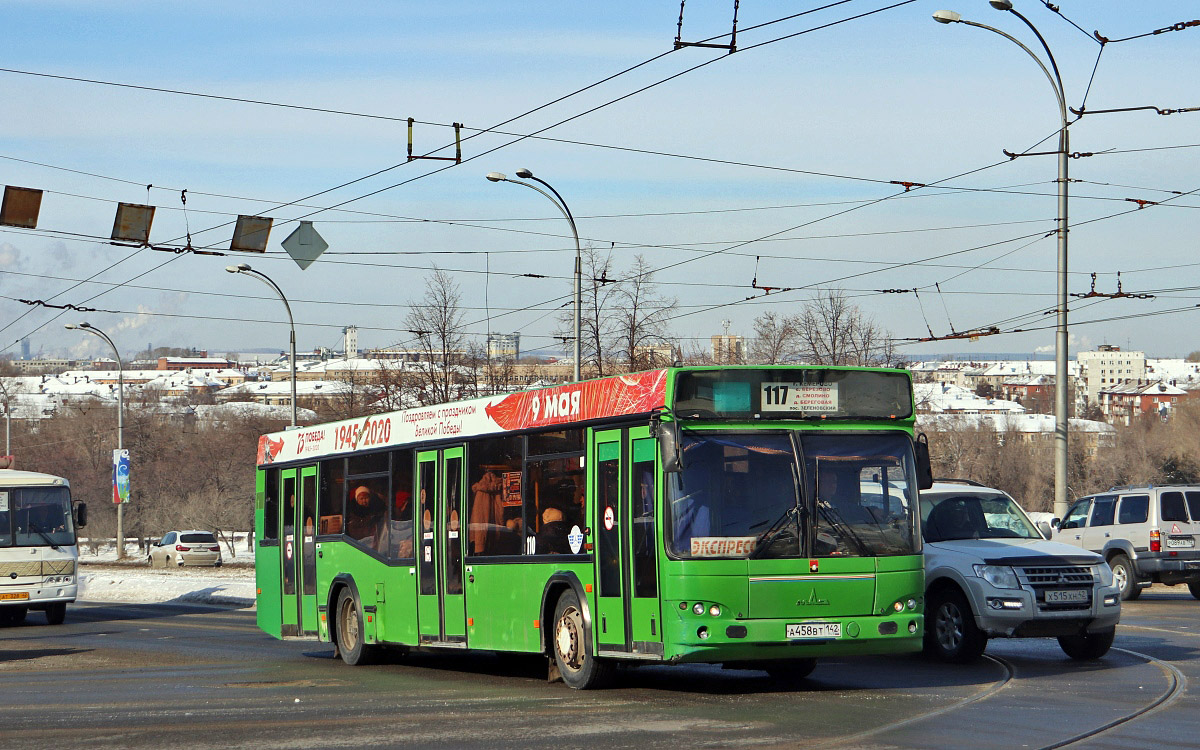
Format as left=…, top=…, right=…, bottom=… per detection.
left=551, top=590, right=611, bottom=689
left=44, top=602, right=66, bottom=625
left=335, top=588, right=378, bottom=666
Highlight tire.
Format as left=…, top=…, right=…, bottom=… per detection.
left=1189, top=582, right=1200, bottom=600
left=924, top=588, right=987, bottom=663
left=1058, top=627, right=1115, bottom=660
left=44, top=602, right=66, bottom=625
left=1109, top=555, right=1140, bottom=601
left=0, top=607, right=28, bottom=626
left=551, top=589, right=612, bottom=689
left=765, top=658, right=818, bottom=684
left=334, top=588, right=378, bottom=666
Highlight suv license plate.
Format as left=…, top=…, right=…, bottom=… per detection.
left=1166, top=537, right=1195, bottom=548
left=786, top=622, right=841, bottom=639
left=1045, top=589, right=1088, bottom=603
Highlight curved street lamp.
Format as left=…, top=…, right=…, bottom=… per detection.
left=226, top=263, right=298, bottom=427
left=934, top=1, right=1071, bottom=520
left=65, top=322, right=125, bottom=558
left=487, top=169, right=583, bottom=383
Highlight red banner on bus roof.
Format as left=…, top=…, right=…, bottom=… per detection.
left=484, top=369, right=668, bottom=430
left=256, top=369, right=669, bottom=466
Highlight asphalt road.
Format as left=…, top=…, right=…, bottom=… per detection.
left=0, top=587, right=1196, bottom=750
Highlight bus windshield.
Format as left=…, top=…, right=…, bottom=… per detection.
left=0, top=486, right=76, bottom=548
left=666, top=431, right=918, bottom=559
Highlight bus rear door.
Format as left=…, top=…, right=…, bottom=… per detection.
left=592, top=427, right=662, bottom=659
left=416, top=448, right=467, bottom=645
left=279, top=466, right=318, bottom=637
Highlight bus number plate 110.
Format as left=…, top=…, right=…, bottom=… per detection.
left=786, top=621, right=841, bottom=639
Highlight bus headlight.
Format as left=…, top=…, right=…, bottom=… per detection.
left=693, top=602, right=706, bottom=615
left=708, top=605, right=721, bottom=617
left=973, top=564, right=1020, bottom=589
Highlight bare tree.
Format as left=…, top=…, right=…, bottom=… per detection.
left=750, top=311, right=800, bottom=364
left=404, top=268, right=467, bottom=404
left=795, top=289, right=899, bottom=367
left=615, top=255, right=678, bottom=371
left=558, top=246, right=622, bottom=378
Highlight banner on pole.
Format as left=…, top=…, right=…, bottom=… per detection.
left=112, top=449, right=130, bottom=504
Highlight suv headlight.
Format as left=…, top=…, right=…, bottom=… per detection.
left=973, top=564, right=1020, bottom=589
left=1095, top=562, right=1114, bottom=588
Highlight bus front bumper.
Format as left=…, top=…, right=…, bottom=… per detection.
left=665, top=612, right=924, bottom=664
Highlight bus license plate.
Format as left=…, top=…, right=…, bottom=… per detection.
left=786, top=622, right=841, bottom=639
left=1166, top=537, right=1195, bottom=548
left=0, top=592, right=30, bottom=601
left=1045, top=589, right=1088, bottom=603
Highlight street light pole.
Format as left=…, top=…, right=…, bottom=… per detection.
left=66, top=322, right=125, bottom=558
left=934, top=3, right=1071, bottom=520
left=487, top=170, right=583, bottom=383
left=226, top=263, right=298, bottom=427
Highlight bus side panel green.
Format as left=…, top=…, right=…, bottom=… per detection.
left=315, top=542, right=406, bottom=645
left=465, top=561, right=596, bottom=653
left=254, top=470, right=282, bottom=639
left=466, top=562, right=530, bottom=651
left=380, top=558, right=418, bottom=645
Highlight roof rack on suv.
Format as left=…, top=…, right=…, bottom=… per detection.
left=932, top=477, right=985, bottom=487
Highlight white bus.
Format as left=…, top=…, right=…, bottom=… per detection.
left=0, top=469, right=88, bottom=626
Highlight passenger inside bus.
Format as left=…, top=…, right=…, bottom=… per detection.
left=390, top=489, right=414, bottom=558
left=536, top=506, right=572, bottom=554
left=346, top=484, right=386, bottom=549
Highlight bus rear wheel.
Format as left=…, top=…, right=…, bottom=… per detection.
left=335, top=588, right=378, bottom=666
left=44, top=602, right=66, bottom=625
left=552, top=590, right=611, bottom=689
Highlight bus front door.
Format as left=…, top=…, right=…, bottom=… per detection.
left=593, top=427, right=663, bottom=658
left=416, top=448, right=467, bottom=645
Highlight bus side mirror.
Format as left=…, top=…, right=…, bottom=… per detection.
left=914, top=434, right=934, bottom=491
left=75, top=502, right=88, bottom=528
left=658, top=421, right=683, bottom=474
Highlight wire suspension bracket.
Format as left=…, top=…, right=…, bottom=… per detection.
left=674, top=0, right=739, bottom=53
left=408, top=118, right=462, bottom=163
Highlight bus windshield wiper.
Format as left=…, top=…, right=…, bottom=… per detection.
left=28, top=522, right=60, bottom=550
left=816, top=504, right=871, bottom=557
left=749, top=504, right=803, bottom=559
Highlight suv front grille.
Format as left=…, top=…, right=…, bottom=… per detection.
left=1017, top=565, right=1094, bottom=611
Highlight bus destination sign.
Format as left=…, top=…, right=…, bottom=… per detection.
left=760, top=382, right=839, bottom=413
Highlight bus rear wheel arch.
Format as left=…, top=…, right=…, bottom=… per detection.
left=551, top=589, right=612, bottom=689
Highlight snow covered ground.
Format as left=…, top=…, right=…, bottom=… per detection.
left=78, top=545, right=256, bottom=608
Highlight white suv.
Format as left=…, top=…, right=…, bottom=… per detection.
left=1055, top=485, right=1200, bottom=600
left=921, top=481, right=1121, bottom=663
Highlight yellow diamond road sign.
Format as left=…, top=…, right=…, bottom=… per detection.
left=281, top=221, right=328, bottom=270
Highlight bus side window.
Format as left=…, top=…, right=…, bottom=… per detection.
left=528, top=456, right=584, bottom=555
left=263, top=469, right=279, bottom=541
left=318, top=459, right=344, bottom=535
left=467, top=435, right=522, bottom=556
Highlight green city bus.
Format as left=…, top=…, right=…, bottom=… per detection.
left=254, top=366, right=931, bottom=688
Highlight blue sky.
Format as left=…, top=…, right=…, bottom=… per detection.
left=2, top=1, right=1199, bottom=362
